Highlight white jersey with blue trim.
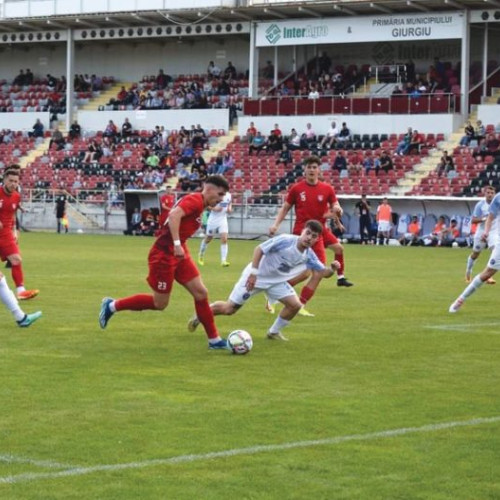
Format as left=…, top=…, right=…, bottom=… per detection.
left=473, top=198, right=497, bottom=239
left=246, top=234, right=325, bottom=287
left=487, top=193, right=500, bottom=241
left=207, top=192, right=231, bottom=224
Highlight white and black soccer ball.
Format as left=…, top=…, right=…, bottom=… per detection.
left=452, top=241, right=459, bottom=248
left=227, top=329, right=253, bottom=355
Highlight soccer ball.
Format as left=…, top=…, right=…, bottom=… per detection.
left=227, top=330, right=253, bottom=355
left=452, top=241, right=459, bottom=248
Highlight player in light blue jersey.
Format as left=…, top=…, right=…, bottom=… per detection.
left=450, top=191, right=500, bottom=312
left=465, top=186, right=497, bottom=284
left=189, top=220, right=338, bottom=340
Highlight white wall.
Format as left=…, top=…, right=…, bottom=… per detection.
left=238, top=113, right=462, bottom=137
left=0, top=112, right=51, bottom=131
left=0, top=38, right=251, bottom=82
left=477, top=104, right=500, bottom=129
left=78, top=109, right=229, bottom=133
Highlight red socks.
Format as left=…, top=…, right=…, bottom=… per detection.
left=11, top=263, right=24, bottom=288
left=335, top=252, right=345, bottom=276
left=115, top=294, right=156, bottom=311
left=195, top=298, right=219, bottom=339
left=300, top=286, right=315, bottom=305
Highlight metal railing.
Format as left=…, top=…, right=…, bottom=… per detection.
left=243, top=93, right=459, bottom=116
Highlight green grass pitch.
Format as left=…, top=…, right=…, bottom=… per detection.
left=0, top=232, right=499, bottom=499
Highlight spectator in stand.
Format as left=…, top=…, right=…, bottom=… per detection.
left=399, top=215, right=421, bottom=246
left=476, top=133, right=500, bottom=159
left=102, top=136, right=116, bottom=157
left=103, top=120, right=118, bottom=141
left=49, top=127, right=65, bottom=151
left=121, top=117, right=133, bottom=139
left=333, top=151, right=347, bottom=173
left=436, top=150, right=454, bottom=177
left=146, top=151, right=160, bottom=169
left=300, top=123, right=317, bottom=149
left=224, top=61, right=237, bottom=80
left=378, top=150, right=393, bottom=175
left=246, top=122, right=257, bottom=143
left=392, top=85, right=403, bottom=95
left=207, top=61, right=221, bottom=78
left=248, top=131, right=267, bottom=156
left=337, top=122, right=351, bottom=144
left=29, top=119, right=44, bottom=139
left=408, top=129, right=422, bottom=154
left=13, top=70, right=25, bottom=86
left=308, top=85, right=320, bottom=99
left=318, top=51, right=332, bottom=75
left=192, top=151, right=207, bottom=172
left=262, top=60, right=274, bottom=79
left=156, top=69, right=170, bottom=90
left=192, top=126, right=208, bottom=150
left=395, top=127, right=412, bottom=155
left=475, top=120, right=486, bottom=143
left=362, top=156, right=374, bottom=175
left=83, top=139, right=102, bottom=164
left=287, top=128, right=301, bottom=150
left=217, top=152, right=235, bottom=175
left=460, top=121, right=475, bottom=146
left=319, top=121, right=339, bottom=150
left=46, top=74, right=57, bottom=90
left=68, top=120, right=81, bottom=141
left=267, top=124, right=283, bottom=153
left=276, top=144, right=292, bottom=168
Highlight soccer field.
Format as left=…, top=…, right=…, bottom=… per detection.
left=1, top=233, right=498, bottom=499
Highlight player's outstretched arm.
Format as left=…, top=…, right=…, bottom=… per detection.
left=168, top=206, right=186, bottom=258
left=269, top=201, right=292, bottom=236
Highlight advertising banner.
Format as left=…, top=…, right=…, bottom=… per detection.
left=256, top=12, right=464, bottom=47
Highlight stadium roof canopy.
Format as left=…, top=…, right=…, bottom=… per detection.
left=1, top=0, right=499, bottom=34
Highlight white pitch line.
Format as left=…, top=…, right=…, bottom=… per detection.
left=424, top=321, right=500, bottom=332
left=0, top=416, right=499, bottom=485
left=0, top=455, right=75, bottom=469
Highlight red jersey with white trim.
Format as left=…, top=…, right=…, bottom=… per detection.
left=154, top=192, right=204, bottom=251
left=286, top=180, right=337, bottom=233
left=0, top=186, right=20, bottom=241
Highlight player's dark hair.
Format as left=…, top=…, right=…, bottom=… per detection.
left=4, top=164, right=21, bottom=176
left=304, top=155, right=321, bottom=166
left=205, top=175, right=229, bottom=191
left=305, top=219, right=323, bottom=234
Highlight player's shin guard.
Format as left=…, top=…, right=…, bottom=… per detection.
left=299, top=286, right=315, bottom=305
left=335, top=252, right=345, bottom=277
left=195, top=298, right=219, bottom=339
left=11, top=263, right=24, bottom=288
left=115, top=294, right=156, bottom=311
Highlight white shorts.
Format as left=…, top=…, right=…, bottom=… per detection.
left=487, top=244, right=500, bottom=270
left=228, top=270, right=297, bottom=306
left=206, top=218, right=228, bottom=236
left=473, top=232, right=496, bottom=252
left=378, top=221, right=391, bottom=233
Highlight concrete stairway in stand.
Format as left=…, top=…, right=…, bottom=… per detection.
left=78, top=82, right=131, bottom=111
left=18, top=137, right=51, bottom=169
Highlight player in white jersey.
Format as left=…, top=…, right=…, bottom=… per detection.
left=198, top=191, right=232, bottom=267
left=450, top=191, right=500, bottom=312
left=189, top=220, right=338, bottom=340
left=465, top=186, right=497, bottom=284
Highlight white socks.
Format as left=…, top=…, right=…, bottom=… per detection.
left=0, top=276, right=25, bottom=322
left=221, top=243, right=228, bottom=262
left=199, top=240, right=208, bottom=256
left=466, top=256, right=475, bottom=276
left=461, top=275, right=484, bottom=300
left=270, top=315, right=289, bottom=334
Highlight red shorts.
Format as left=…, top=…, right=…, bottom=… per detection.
left=146, top=245, right=200, bottom=294
left=312, top=229, right=339, bottom=264
left=0, top=239, right=19, bottom=261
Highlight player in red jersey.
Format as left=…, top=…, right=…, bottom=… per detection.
left=158, top=185, right=175, bottom=227
left=99, top=175, right=231, bottom=350
left=0, top=166, right=39, bottom=300
left=268, top=156, right=353, bottom=314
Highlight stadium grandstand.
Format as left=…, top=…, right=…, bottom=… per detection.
left=0, top=0, right=499, bottom=239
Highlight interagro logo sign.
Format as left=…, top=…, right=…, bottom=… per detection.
left=266, top=23, right=328, bottom=44
left=265, top=24, right=281, bottom=44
